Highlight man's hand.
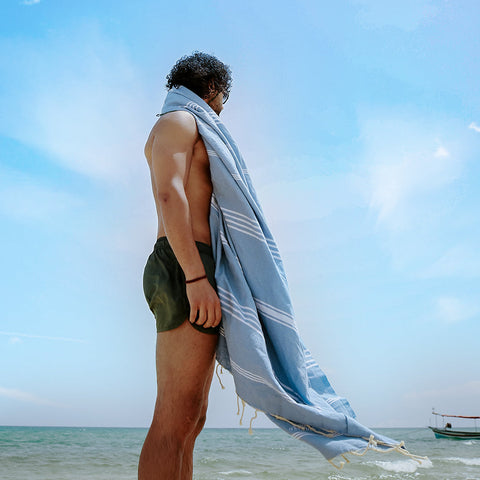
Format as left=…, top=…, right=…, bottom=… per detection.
left=186, top=279, right=222, bottom=329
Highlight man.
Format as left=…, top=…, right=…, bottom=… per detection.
left=138, top=53, right=232, bottom=480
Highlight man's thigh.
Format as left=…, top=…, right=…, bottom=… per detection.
left=154, top=320, right=218, bottom=416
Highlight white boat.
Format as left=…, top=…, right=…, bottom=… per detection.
left=429, top=410, right=480, bottom=439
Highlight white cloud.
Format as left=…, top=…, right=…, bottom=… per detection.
left=358, top=109, right=470, bottom=226
left=0, top=27, right=153, bottom=184
left=354, top=107, right=480, bottom=273
left=366, top=138, right=461, bottom=231
left=435, top=296, right=479, bottom=324
left=434, top=146, right=449, bottom=157
left=469, top=122, right=480, bottom=133
left=21, top=0, right=41, bottom=5
left=0, top=26, right=161, bottom=259
left=0, top=387, right=58, bottom=407
left=0, top=331, right=85, bottom=343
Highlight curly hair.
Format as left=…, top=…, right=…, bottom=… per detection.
left=166, top=51, right=232, bottom=102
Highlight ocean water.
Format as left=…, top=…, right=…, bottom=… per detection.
left=0, top=426, right=479, bottom=479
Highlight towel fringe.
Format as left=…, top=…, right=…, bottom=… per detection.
left=225, top=378, right=428, bottom=469
left=328, top=434, right=429, bottom=470
left=328, top=458, right=346, bottom=469
left=215, top=363, right=225, bottom=390
left=235, top=393, right=257, bottom=433
left=239, top=398, right=246, bottom=425
left=266, top=415, right=429, bottom=470
left=248, top=409, right=259, bottom=435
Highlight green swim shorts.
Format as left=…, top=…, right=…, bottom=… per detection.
left=143, top=236, right=220, bottom=334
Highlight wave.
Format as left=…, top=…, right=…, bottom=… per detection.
left=445, top=457, right=480, bottom=466
left=218, top=470, right=252, bottom=476
left=369, top=458, right=433, bottom=473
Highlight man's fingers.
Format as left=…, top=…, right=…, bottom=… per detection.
left=189, top=304, right=197, bottom=324
left=205, top=300, right=221, bottom=328
left=195, top=306, right=207, bottom=325
left=207, top=307, right=219, bottom=328
left=187, top=288, right=222, bottom=328
left=204, top=301, right=222, bottom=328
left=202, top=305, right=214, bottom=328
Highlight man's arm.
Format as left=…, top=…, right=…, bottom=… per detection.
left=150, top=111, right=221, bottom=329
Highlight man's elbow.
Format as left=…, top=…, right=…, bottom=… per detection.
left=157, top=191, right=170, bottom=203
left=156, top=183, right=183, bottom=204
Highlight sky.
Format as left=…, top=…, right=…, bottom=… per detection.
left=1, top=0, right=479, bottom=430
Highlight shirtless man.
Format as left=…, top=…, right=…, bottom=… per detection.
left=138, top=53, right=232, bottom=480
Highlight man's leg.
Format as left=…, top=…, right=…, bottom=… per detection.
left=138, top=320, right=218, bottom=480
left=180, top=359, right=215, bottom=480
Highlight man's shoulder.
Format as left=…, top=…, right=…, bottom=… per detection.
left=154, top=110, right=197, bottom=133
left=146, top=110, right=199, bottom=158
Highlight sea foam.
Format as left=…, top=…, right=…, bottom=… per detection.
left=218, top=470, right=252, bottom=476
left=445, top=457, right=480, bottom=466
left=370, top=457, right=433, bottom=473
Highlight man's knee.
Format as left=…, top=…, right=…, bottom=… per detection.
left=190, top=394, right=209, bottom=436
left=183, top=402, right=208, bottom=449
left=193, top=411, right=207, bottom=437
left=143, top=422, right=184, bottom=453
left=154, top=391, right=205, bottom=439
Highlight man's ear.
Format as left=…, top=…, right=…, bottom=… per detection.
left=206, top=79, right=216, bottom=97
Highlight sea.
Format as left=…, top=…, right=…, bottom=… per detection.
left=0, top=426, right=479, bottom=480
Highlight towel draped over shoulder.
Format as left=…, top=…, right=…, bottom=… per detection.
left=160, top=86, right=425, bottom=467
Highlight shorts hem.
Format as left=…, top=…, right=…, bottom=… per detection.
left=155, top=317, right=220, bottom=335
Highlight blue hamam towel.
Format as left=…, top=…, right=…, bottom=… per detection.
left=160, top=86, right=425, bottom=468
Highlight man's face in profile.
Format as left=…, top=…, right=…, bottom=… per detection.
left=208, top=91, right=226, bottom=115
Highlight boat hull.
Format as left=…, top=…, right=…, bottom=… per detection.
left=429, top=426, right=480, bottom=439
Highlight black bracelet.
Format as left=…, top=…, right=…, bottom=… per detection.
left=185, top=274, right=207, bottom=285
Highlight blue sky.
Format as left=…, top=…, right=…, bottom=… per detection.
left=1, top=0, right=479, bottom=429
